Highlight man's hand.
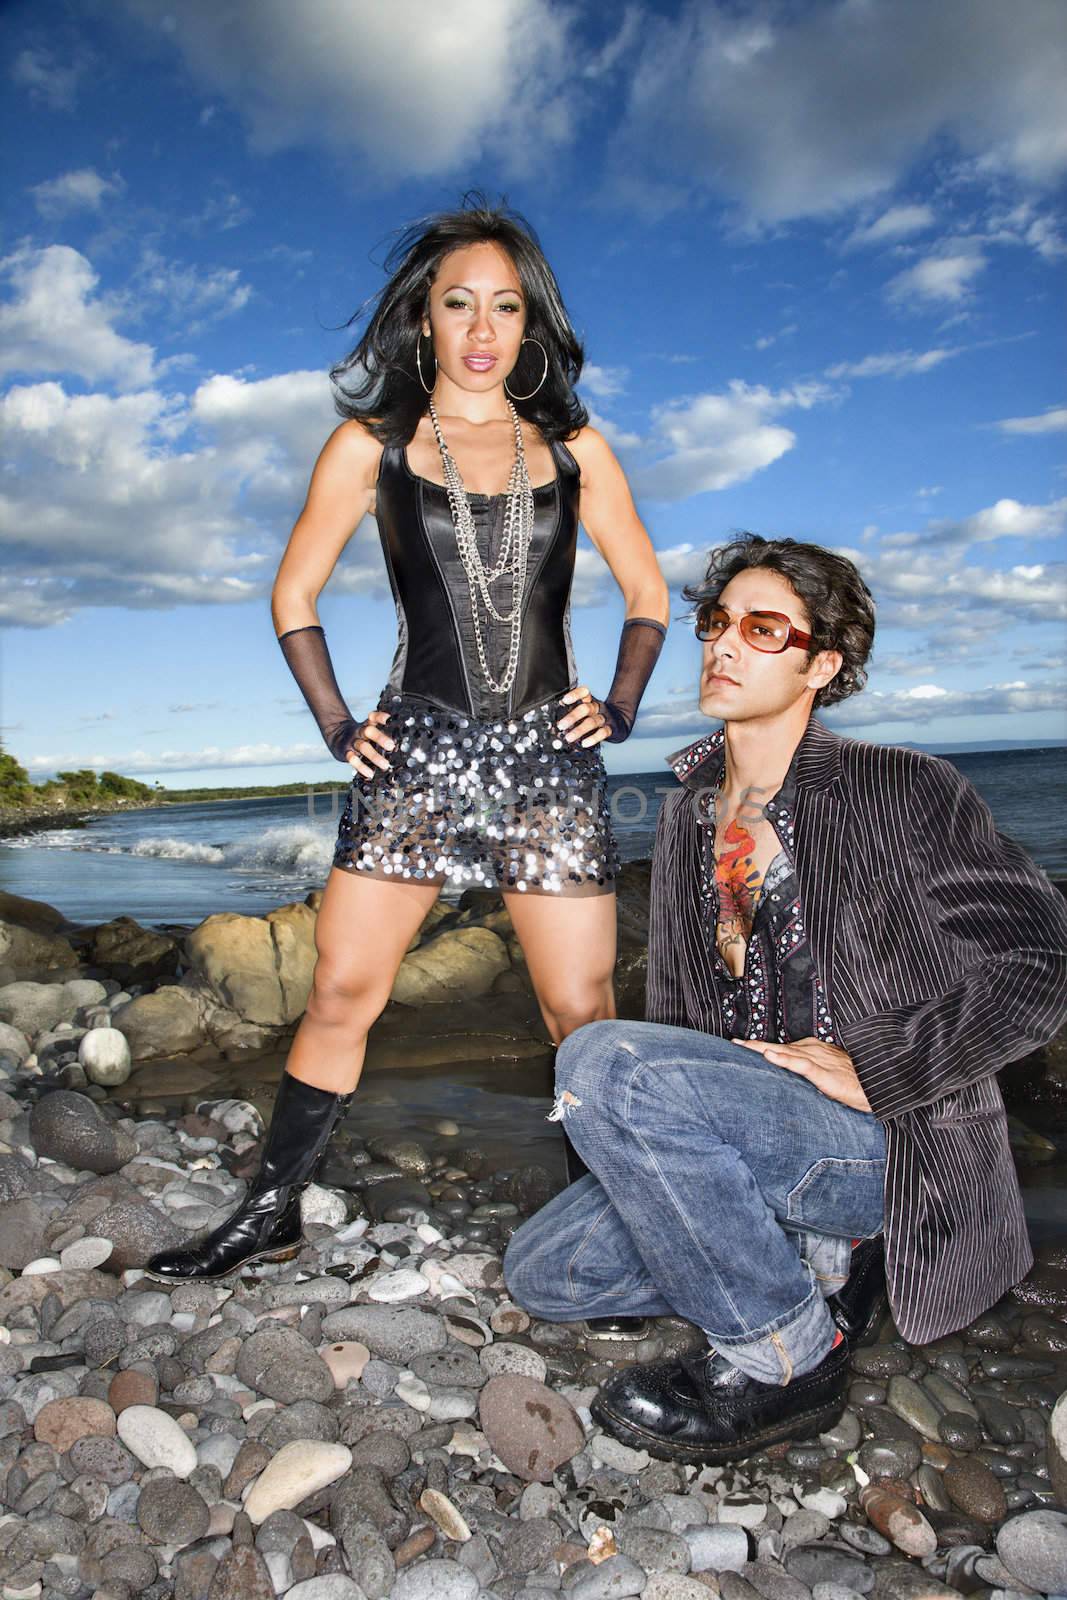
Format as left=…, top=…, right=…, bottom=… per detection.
left=735, top=1036, right=873, bottom=1113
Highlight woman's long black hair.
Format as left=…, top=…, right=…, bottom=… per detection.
left=329, top=190, right=589, bottom=444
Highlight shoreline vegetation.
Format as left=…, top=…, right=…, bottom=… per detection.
left=0, top=739, right=352, bottom=841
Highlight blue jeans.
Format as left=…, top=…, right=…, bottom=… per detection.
left=503, top=1020, right=886, bottom=1385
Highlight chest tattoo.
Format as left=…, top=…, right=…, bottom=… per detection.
left=715, top=816, right=764, bottom=963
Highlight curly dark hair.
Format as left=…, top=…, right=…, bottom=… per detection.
left=681, top=533, right=876, bottom=708
left=328, top=189, right=589, bottom=445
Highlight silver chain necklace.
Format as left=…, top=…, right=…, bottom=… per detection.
left=426, top=395, right=535, bottom=696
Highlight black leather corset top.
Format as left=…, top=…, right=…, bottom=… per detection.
left=373, top=435, right=582, bottom=719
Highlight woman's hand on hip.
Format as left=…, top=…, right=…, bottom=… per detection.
left=556, top=685, right=611, bottom=747
left=343, top=710, right=396, bottom=777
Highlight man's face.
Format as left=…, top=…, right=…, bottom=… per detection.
left=698, top=567, right=841, bottom=723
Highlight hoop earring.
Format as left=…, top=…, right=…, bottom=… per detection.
left=415, top=332, right=437, bottom=396
left=504, top=338, right=549, bottom=401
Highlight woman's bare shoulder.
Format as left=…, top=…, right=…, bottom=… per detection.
left=562, top=423, right=614, bottom=466
left=317, top=418, right=386, bottom=491
left=559, top=423, right=621, bottom=486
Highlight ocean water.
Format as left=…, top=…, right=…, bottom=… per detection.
left=2, top=745, right=1064, bottom=933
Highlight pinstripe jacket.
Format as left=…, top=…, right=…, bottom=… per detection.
left=648, top=716, right=1067, bottom=1343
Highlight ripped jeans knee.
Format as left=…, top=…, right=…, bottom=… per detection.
left=546, top=1087, right=583, bottom=1124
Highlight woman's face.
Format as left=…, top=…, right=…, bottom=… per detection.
left=422, top=240, right=526, bottom=394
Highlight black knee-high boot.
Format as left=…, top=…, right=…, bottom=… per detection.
left=144, top=1072, right=353, bottom=1283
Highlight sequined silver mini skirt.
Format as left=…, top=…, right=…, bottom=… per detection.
left=332, top=687, right=621, bottom=896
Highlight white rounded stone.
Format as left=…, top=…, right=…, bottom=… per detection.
left=78, top=1027, right=132, bottom=1086
left=301, top=1185, right=347, bottom=1226
left=116, top=1404, right=198, bottom=1478
left=796, top=1486, right=847, bottom=1519
left=334, top=1218, right=370, bottom=1244
left=427, top=1389, right=479, bottom=1423
left=243, top=1440, right=352, bottom=1524
left=367, top=1268, right=430, bottom=1303
left=395, top=1374, right=432, bottom=1411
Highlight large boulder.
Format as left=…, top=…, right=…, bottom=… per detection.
left=183, top=903, right=317, bottom=1026
left=391, top=927, right=510, bottom=1006
left=111, top=985, right=206, bottom=1061
left=0, top=892, right=80, bottom=983
left=85, top=916, right=180, bottom=984
left=0, top=979, right=82, bottom=1037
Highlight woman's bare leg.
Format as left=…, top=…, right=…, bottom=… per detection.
left=284, top=865, right=443, bottom=1094
left=502, top=889, right=618, bottom=1044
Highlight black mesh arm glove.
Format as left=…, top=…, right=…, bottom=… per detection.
left=277, top=624, right=363, bottom=763
left=600, top=616, right=668, bottom=743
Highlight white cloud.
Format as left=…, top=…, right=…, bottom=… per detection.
left=30, top=167, right=125, bottom=218
left=0, top=242, right=255, bottom=390
left=888, top=248, right=987, bottom=306
left=0, top=244, right=156, bottom=390
left=880, top=496, right=1067, bottom=551
left=610, top=0, right=1067, bottom=222
left=584, top=408, right=642, bottom=453
left=846, top=545, right=1067, bottom=624
left=847, top=204, right=936, bottom=247
left=0, top=371, right=390, bottom=628
left=120, top=0, right=576, bottom=179
left=127, top=246, right=253, bottom=332
left=996, top=407, right=1067, bottom=436
left=631, top=381, right=836, bottom=502
left=826, top=348, right=959, bottom=379
left=10, top=47, right=84, bottom=112
left=21, top=739, right=353, bottom=778
left=825, top=679, right=1067, bottom=729
left=579, top=364, right=627, bottom=400
left=986, top=199, right=1067, bottom=261
left=580, top=381, right=839, bottom=504
left=635, top=678, right=1066, bottom=741
left=959, top=498, right=1067, bottom=544
left=754, top=324, right=798, bottom=352
left=581, top=7, right=643, bottom=80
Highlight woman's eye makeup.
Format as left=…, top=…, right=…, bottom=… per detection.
left=442, top=297, right=522, bottom=312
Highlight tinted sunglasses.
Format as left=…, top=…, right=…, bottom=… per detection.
left=695, top=603, right=812, bottom=654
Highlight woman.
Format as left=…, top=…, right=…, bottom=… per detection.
left=146, top=194, right=670, bottom=1285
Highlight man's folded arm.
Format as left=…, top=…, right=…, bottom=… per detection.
left=842, top=756, right=1067, bottom=1121
left=646, top=790, right=693, bottom=1029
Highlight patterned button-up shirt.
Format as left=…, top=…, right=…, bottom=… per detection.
left=653, top=724, right=838, bottom=1046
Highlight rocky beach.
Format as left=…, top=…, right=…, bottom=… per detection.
left=0, top=876, right=1066, bottom=1600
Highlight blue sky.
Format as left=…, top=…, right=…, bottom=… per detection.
left=3, top=0, right=1065, bottom=788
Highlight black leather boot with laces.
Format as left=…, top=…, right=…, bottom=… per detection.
left=144, top=1072, right=353, bottom=1283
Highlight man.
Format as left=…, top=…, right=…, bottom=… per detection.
left=502, top=534, right=1067, bottom=1464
